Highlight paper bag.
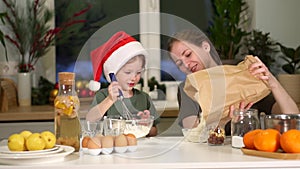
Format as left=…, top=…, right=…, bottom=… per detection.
left=183, top=55, right=271, bottom=142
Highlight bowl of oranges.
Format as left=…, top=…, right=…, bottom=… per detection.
left=241, top=128, right=300, bottom=159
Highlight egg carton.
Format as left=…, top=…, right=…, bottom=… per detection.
left=83, top=145, right=137, bottom=156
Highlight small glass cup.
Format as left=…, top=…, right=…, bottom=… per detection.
left=103, top=116, right=126, bottom=136
left=207, top=126, right=225, bottom=146
left=81, top=120, right=103, bottom=137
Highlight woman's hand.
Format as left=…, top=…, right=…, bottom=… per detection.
left=107, top=81, right=121, bottom=102
left=247, top=57, right=299, bottom=114
left=248, top=56, right=277, bottom=88
left=229, top=101, right=254, bottom=118
left=220, top=101, right=253, bottom=128
left=248, top=57, right=270, bottom=80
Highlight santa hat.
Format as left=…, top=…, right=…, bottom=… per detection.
left=89, top=31, right=148, bottom=91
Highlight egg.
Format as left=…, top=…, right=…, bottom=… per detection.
left=82, top=136, right=91, bottom=148
left=101, top=135, right=114, bottom=154
left=126, top=133, right=137, bottom=146
left=87, top=137, right=101, bottom=149
left=87, top=137, right=102, bottom=156
left=126, top=133, right=138, bottom=152
left=114, top=134, right=128, bottom=153
left=114, top=134, right=128, bottom=147
left=81, top=136, right=91, bottom=154
left=101, top=135, right=114, bottom=148
left=95, top=134, right=104, bottom=139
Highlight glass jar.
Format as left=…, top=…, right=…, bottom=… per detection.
left=231, top=109, right=260, bottom=148
left=207, top=126, right=225, bottom=146
left=54, top=72, right=81, bottom=151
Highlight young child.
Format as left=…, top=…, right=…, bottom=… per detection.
left=86, top=31, right=160, bottom=137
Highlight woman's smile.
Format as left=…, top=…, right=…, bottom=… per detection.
left=191, top=64, right=198, bottom=72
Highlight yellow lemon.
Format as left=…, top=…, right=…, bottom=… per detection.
left=7, top=133, right=26, bottom=151
left=19, top=130, right=32, bottom=140
left=26, top=133, right=46, bottom=151
left=41, top=131, right=56, bottom=149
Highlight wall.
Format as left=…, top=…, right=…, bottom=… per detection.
left=248, top=0, right=300, bottom=48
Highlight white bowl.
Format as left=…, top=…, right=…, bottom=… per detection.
left=124, top=116, right=154, bottom=138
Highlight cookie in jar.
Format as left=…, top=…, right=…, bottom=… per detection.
left=207, top=126, right=225, bottom=146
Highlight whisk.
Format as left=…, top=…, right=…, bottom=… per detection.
left=109, top=73, right=133, bottom=120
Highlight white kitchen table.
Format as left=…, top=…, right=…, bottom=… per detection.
left=1, top=136, right=300, bottom=169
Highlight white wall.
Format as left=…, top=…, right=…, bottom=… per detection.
left=249, top=0, right=300, bottom=48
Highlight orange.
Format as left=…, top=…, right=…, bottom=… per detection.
left=253, top=129, right=281, bottom=152
left=243, top=129, right=263, bottom=149
left=280, top=129, right=300, bottom=153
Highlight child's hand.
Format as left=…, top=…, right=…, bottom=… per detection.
left=108, top=81, right=121, bottom=102
left=137, top=110, right=150, bottom=119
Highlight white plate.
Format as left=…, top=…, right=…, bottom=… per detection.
left=0, top=145, right=59, bottom=155
left=0, top=146, right=63, bottom=157
left=0, top=145, right=75, bottom=165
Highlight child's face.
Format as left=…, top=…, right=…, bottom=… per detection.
left=116, top=57, right=144, bottom=91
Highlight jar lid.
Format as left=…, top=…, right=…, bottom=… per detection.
left=233, top=108, right=258, bottom=116
left=58, top=72, right=75, bottom=85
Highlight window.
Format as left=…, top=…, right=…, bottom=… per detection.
left=55, top=0, right=213, bottom=83
left=160, top=0, right=213, bottom=81
left=55, top=0, right=139, bottom=82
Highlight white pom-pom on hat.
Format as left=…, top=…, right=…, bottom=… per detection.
left=88, top=80, right=101, bottom=92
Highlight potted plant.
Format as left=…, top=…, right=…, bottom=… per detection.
left=207, top=0, right=250, bottom=62
left=276, top=43, right=300, bottom=103
left=2, top=0, right=91, bottom=73
left=0, top=12, right=17, bottom=76
left=243, top=29, right=279, bottom=73
left=0, top=12, right=7, bottom=58
left=277, top=43, right=300, bottom=74
left=1, top=0, right=91, bottom=106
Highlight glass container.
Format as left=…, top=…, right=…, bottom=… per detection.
left=207, top=126, right=225, bottom=146
left=231, top=109, right=260, bottom=148
left=54, top=72, right=81, bottom=151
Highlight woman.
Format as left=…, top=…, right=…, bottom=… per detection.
left=167, top=29, right=299, bottom=130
